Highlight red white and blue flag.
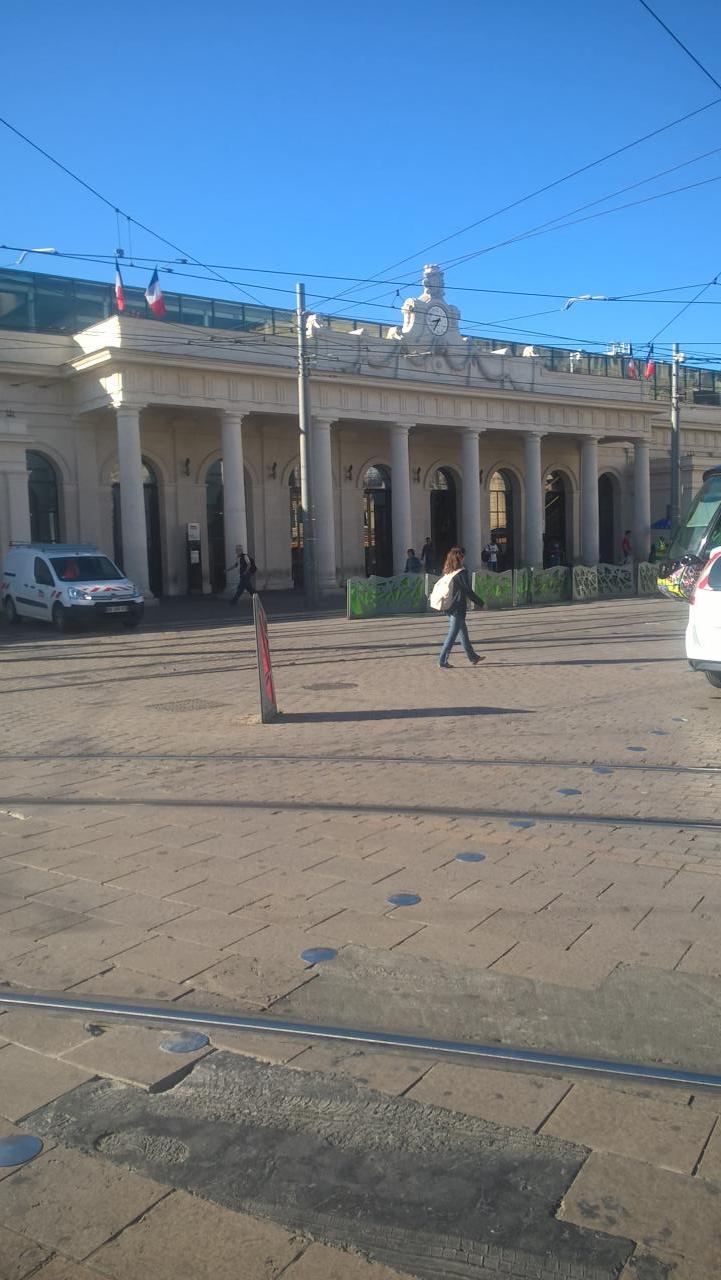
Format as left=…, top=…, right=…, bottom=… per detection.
left=145, top=268, right=166, bottom=317
left=626, top=345, right=639, bottom=379
left=644, top=345, right=656, bottom=380
left=114, top=261, right=126, bottom=312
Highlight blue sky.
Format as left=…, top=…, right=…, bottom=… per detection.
left=3, top=0, right=721, bottom=361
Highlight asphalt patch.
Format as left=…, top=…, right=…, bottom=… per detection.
left=28, top=1051, right=634, bottom=1279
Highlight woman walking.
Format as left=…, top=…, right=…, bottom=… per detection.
left=438, top=546, right=485, bottom=669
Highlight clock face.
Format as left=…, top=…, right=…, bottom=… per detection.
left=427, top=305, right=448, bottom=336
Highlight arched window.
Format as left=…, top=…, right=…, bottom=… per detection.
left=363, top=464, right=391, bottom=490
left=27, top=451, right=60, bottom=543
left=363, top=465, right=392, bottom=576
left=544, top=469, right=568, bottom=566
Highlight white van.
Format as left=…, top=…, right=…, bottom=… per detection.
left=1, top=544, right=144, bottom=631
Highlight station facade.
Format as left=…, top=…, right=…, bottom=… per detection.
left=1, top=263, right=720, bottom=597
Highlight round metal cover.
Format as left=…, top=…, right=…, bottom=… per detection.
left=159, top=1032, right=209, bottom=1054
left=593, top=766, right=614, bottom=774
left=557, top=788, right=582, bottom=796
left=0, top=1135, right=43, bottom=1167
left=455, top=852, right=486, bottom=863
left=650, top=729, right=669, bottom=736
left=509, top=818, right=535, bottom=829
left=387, top=892, right=421, bottom=907
left=672, top=717, right=688, bottom=723
left=301, top=947, right=337, bottom=964
left=627, top=746, right=646, bottom=752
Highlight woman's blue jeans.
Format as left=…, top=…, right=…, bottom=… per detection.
left=439, top=613, right=476, bottom=665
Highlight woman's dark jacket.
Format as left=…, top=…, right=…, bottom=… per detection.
left=446, top=568, right=484, bottom=617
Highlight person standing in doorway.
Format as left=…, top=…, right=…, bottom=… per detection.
left=404, top=548, right=422, bottom=573
left=227, top=547, right=256, bottom=605
left=420, top=537, right=434, bottom=574
left=621, top=530, right=632, bottom=564
left=487, top=539, right=499, bottom=572
left=438, top=546, right=486, bottom=669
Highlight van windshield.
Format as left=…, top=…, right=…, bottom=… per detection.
left=50, top=556, right=124, bottom=582
left=668, top=472, right=721, bottom=561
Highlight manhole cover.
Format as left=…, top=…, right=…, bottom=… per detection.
left=149, top=699, right=223, bottom=713
left=302, top=682, right=358, bottom=691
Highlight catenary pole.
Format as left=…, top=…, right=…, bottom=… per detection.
left=670, top=342, right=681, bottom=531
left=296, top=283, right=317, bottom=606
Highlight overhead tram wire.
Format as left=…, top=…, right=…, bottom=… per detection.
left=315, top=94, right=721, bottom=310
left=637, top=0, right=721, bottom=95
left=0, top=114, right=264, bottom=307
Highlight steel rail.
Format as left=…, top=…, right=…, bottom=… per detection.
left=1, top=989, right=719, bottom=1091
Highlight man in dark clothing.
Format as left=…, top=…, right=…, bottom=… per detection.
left=420, top=537, right=434, bottom=573
left=404, top=548, right=422, bottom=573
left=227, top=548, right=256, bottom=605
left=438, top=546, right=486, bottom=668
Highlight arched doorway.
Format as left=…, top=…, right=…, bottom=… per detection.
left=363, top=465, right=392, bottom=576
left=488, top=469, right=515, bottom=571
left=203, top=460, right=254, bottom=593
left=27, top=451, right=61, bottom=543
left=289, top=466, right=303, bottom=589
left=430, top=468, right=457, bottom=572
left=598, top=473, right=616, bottom=564
left=544, top=470, right=568, bottom=566
left=112, top=458, right=163, bottom=595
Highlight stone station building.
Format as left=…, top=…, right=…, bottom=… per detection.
left=1, top=263, right=720, bottom=598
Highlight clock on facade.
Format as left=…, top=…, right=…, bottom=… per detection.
left=427, top=305, right=449, bottom=336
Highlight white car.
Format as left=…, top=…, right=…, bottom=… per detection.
left=686, top=545, right=721, bottom=689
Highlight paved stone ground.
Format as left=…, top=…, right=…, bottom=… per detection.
left=0, top=594, right=720, bottom=1278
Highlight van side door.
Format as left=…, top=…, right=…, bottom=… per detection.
left=31, top=556, right=55, bottom=615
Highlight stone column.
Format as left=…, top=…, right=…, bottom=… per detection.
left=115, top=405, right=151, bottom=596
left=390, top=423, right=412, bottom=575
left=461, top=427, right=483, bottom=570
left=580, top=436, right=600, bottom=565
left=523, top=431, right=545, bottom=567
left=221, top=410, right=248, bottom=594
left=312, top=416, right=338, bottom=592
left=633, top=438, right=651, bottom=562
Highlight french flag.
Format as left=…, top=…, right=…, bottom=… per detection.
left=145, top=267, right=166, bottom=317
left=114, top=261, right=126, bottom=313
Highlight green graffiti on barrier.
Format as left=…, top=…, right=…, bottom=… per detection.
left=471, top=570, right=514, bottom=609
left=572, top=565, right=598, bottom=601
left=532, top=566, right=570, bottom=602
left=597, top=563, right=634, bottom=596
left=637, top=562, right=659, bottom=594
left=347, top=573, right=427, bottom=618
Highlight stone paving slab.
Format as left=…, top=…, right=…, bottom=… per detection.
left=0, top=1007, right=94, bottom=1055
left=407, top=1062, right=571, bottom=1132
left=540, top=1079, right=716, bottom=1174
left=0, top=1146, right=168, bottom=1261
left=61, top=1024, right=212, bottom=1090
left=88, top=1190, right=302, bottom=1280
left=283, top=1242, right=417, bottom=1280
left=0, top=1223, right=50, bottom=1279
left=0, top=1043, right=93, bottom=1122
left=558, top=1150, right=721, bottom=1272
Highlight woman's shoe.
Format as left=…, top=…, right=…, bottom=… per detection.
left=438, top=662, right=453, bottom=668
left=469, top=655, right=486, bottom=665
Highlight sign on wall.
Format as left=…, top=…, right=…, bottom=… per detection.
left=253, top=594, right=278, bottom=723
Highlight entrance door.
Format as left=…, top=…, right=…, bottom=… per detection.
left=489, top=469, right=515, bottom=571
left=430, top=468, right=457, bottom=571
left=598, top=473, right=615, bottom=563
left=543, top=470, right=567, bottom=566
left=363, top=465, right=393, bottom=576
left=112, top=458, right=163, bottom=595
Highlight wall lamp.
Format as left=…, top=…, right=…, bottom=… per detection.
left=344, top=464, right=353, bottom=482
left=412, top=467, right=422, bottom=484
left=268, top=461, right=278, bottom=480
left=181, top=457, right=191, bottom=477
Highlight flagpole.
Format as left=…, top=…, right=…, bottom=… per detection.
left=670, top=343, right=682, bottom=531
left=296, top=283, right=317, bottom=607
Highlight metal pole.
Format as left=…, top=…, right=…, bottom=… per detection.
left=296, top=283, right=317, bottom=606
left=670, top=343, right=681, bottom=531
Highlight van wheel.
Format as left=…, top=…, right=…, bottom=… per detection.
left=3, top=596, right=21, bottom=625
left=705, top=670, right=721, bottom=689
left=51, top=603, right=68, bottom=633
